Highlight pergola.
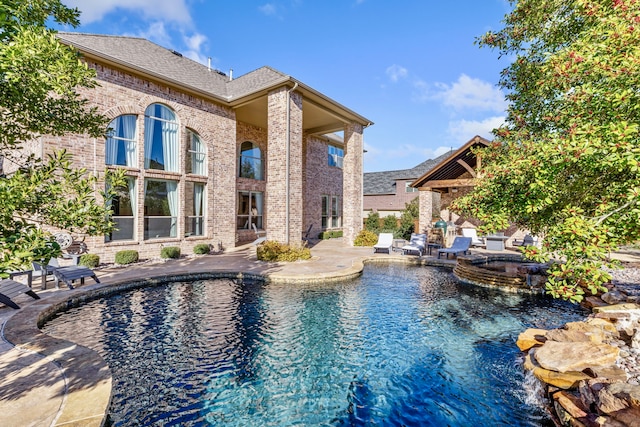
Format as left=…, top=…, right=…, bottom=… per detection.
left=410, top=135, right=490, bottom=234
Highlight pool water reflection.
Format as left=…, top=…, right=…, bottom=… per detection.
left=42, top=264, right=588, bottom=426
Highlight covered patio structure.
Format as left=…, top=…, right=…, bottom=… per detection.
left=410, top=135, right=489, bottom=245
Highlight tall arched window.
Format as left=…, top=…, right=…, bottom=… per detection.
left=144, top=104, right=179, bottom=172
left=105, top=115, right=137, bottom=167
left=238, top=141, right=263, bottom=180
left=186, top=129, right=206, bottom=175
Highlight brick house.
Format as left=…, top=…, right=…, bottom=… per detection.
left=32, top=33, right=372, bottom=263
left=363, top=152, right=452, bottom=218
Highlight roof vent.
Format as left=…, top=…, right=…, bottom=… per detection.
left=171, top=50, right=183, bottom=57
left=214, top=69, right=226, bottom=77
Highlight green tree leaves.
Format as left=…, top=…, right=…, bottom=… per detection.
left=0, top=1, right=120, bottom=276
left=452, top=0, right=640, bottom=302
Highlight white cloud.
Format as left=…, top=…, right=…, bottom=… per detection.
left=386, top=64, right=408, bottom=83
left=64, top=0, right=192, bottom=25
left=447, top=116, right=505, bottom=142
left=127, top=21, right=172, bottom=47
left=182, top=32, right=210, bottom=65
left=433, top=74, right=506, bottom=112
left=259, top=3, right=278, bottom=16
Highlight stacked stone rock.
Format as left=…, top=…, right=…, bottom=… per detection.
left=517, top=303, right=640, bottom=426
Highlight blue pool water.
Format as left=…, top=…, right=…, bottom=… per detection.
left=42, top=264, right=587, bottom=426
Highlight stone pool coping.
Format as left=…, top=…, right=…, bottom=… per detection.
left=0, top=240, right=457, bottom=427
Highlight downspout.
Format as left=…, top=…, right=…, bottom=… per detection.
left=285, top=82, right=298, bottom=245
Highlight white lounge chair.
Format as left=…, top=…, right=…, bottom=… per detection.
left=402, top=233, right=427, bottom=256
left=438, top=237, right=472, bottom=259
left=461, top=228, right=486, bottom=248
left=373, top=233, right=394, bottom=254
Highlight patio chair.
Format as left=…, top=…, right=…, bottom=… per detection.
left=251, top=223, right=267, bottom=245
left=0, top=279, right=40, bottom=309
left=373, top=232, right=394, bottom=254
left=461, top=228, right=486, bottom=248
left=32, top=258, right=60, bottom=289
left=402, top=233, right=427, bottom=256
left=428, top=228, right=444, bottom=246
left=302, top=224, right=314, bottom=242
left=437, top=237, right=472, bottom=259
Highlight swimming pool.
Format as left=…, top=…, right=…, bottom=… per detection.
left=42, top=264, right=587, bottom=426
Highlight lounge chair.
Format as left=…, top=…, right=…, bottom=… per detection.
left=512, top=234, right=537, bottom=247
left=402, top=233, right=427, bottom=256
left=0, top=279, right=40, bottom=309
left=461, top=228, right=486, bottom=248
left=53, top=265, right=100, bottom=289
left=373, top=233, right=394, bottom=254
left=437, top=237, right=472, bottom=259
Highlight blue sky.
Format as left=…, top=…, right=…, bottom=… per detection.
left=57, top=0, right=512, bottom=172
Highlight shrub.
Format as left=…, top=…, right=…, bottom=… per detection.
left=256, top=241, right=312, bottom=262
left=354, top=230, right=379, bottom=247
left=193, top=243, right=210, bottom=255
left=364, top=211, right=381, bottom=233
left=381, top=215, right=399, bottom=233
left=115, top=250, right=139, bottom=265
left=161, top=246, right=181, bottom=259
left=318, top=230, right=343, bottom=240
left=79, top=253, right=100, bottom=268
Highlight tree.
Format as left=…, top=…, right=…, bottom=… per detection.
left=451, top=0, right=640, bottom=303
left=0, top=1, right=123, bottom=275
left=364, top=211, right=381, bottom=233
left=398, top=197, right=419, bottom=240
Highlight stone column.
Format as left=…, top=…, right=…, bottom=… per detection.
left=342, top=122, right=364, bottom=245
left=418, top=188, right=440, bottom=233
left=267, top=86, right=303, bottom=245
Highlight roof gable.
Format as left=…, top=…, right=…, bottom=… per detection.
left=411, top=135, right=490, bottom=188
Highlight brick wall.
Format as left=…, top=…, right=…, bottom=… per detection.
left=39, top=60, right=238, bottom=262
left=303, top=135, right=344, bottom=239
left=33, top=58, right=356, bottom=260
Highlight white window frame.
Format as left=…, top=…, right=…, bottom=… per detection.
left=328, top=145, right=344, bottom=169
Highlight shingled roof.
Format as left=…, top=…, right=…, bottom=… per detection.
left=364, top=151, right=453, bottom=195
left=57, top=32, right=291, bottom=102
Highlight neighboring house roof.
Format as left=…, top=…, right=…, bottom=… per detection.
left=364, top=151, right=453, bottom=195
left=56, top=32, right=372, bottom=131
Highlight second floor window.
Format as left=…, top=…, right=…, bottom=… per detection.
left=239, top=141, right=263, bottom=180
left=144, top=104, right=179, bottom=172
left=186, top=130, right=206, bottom=175
left=328, top=145, right=344, bottom=168
left=405, top=182, right=418, bottom=193
left=106, top=115, right=137, bottom=167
